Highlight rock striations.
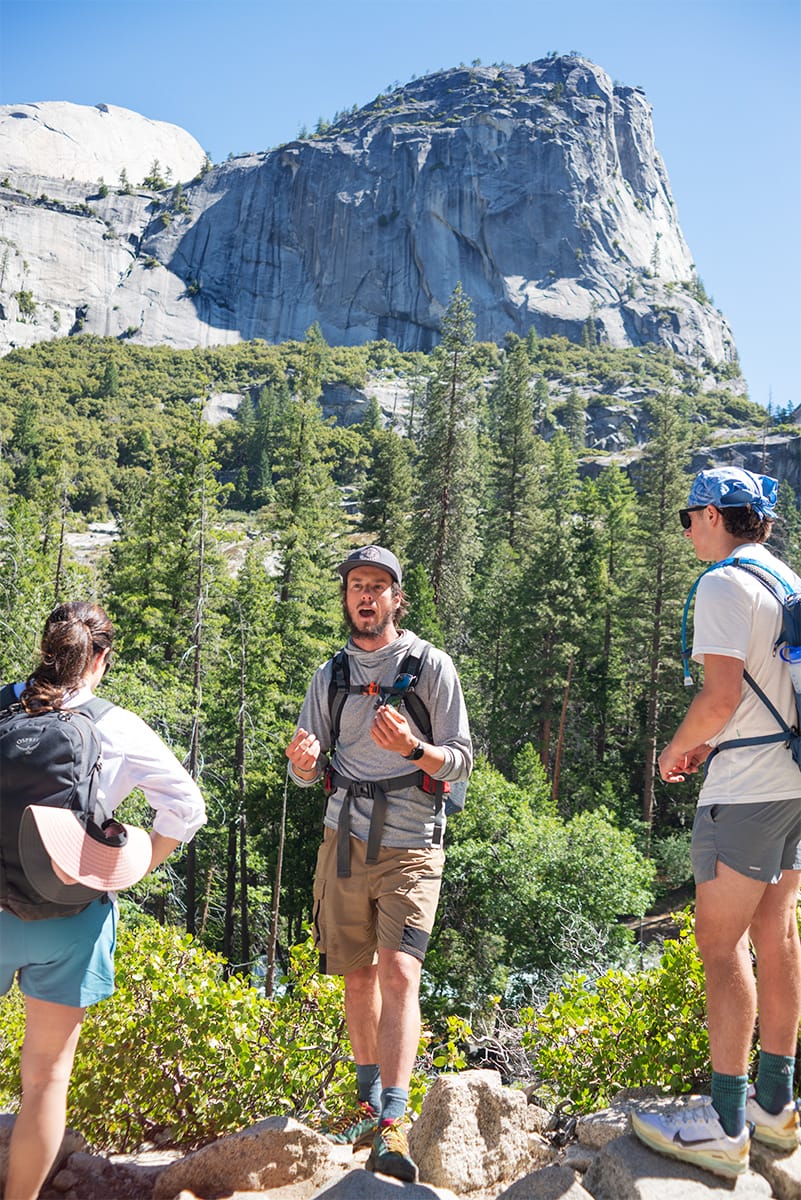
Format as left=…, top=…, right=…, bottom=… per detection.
left=0, top=58, right=736, bottom=365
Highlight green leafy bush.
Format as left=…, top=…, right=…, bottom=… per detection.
left=521, top=913, right=708, bottom=1112
left=0, top=919, right=336, bottom=1150
left=0, top=915, right=444, bottom=1152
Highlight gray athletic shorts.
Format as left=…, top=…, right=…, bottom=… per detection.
left=692, top=798, right=801, bottom=885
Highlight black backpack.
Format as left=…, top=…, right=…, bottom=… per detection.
left=0, top=683, right=112, bottom=920
left=327, top=639, right=467, bottom=816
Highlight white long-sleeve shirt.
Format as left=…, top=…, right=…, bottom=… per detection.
left=9, top=681, right=206, bottom=842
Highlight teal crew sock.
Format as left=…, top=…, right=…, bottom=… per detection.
left=380, top=1086, right=408, bottom=1123
left=356, top=1064, right=382, bottom=1113
left=711, top=1072, right=748, bottom=1137
left=756, top=1051, right=796, bottom=1115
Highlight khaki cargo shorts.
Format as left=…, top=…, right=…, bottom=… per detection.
left=312, top=826, right=445, bottom=975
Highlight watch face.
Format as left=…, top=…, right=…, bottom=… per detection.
left=410, top=743, right=424, bottom=760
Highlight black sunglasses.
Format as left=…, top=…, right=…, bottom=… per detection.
left=679, top=506, right=706, bottom=530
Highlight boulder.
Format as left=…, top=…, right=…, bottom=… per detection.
left=408, top=1069, right=533, bottom=1193
left=497, top=1163, right=593, bottom=1198
left=0, top=1114, right=87, bottom=1193
left=583, top=1130, right=773, bottom=1199
left=152, top=1116, right=345, bottom=1200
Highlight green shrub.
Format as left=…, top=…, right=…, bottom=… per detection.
left=652, top=829, right=693, bottom=893
left=0, top=915, right=444, bottom=1152
left=521, top=913, right=709, bottom=1112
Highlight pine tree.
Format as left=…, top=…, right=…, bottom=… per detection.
left=359, top=428, right=413, bottom=557
left=410, top=283, right=481, bottom=649
left=634, top=392, right=698, bottom=833
left=487, top=340, right=544, bottom=550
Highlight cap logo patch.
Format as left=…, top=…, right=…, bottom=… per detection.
left=360, top=547, right=381, bottom=561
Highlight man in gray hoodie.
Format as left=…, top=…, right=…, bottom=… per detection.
left=286, top=545, right=472, bottom=1183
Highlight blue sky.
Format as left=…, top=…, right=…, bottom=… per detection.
left=1, top=0, right=799, bottom=411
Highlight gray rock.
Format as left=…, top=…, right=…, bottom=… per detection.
left=497, top=1163, right=593, bottom=1199
left=152, top=1116, right=345, bottom=1200
left=749, top=1138, right=801, bottom=1200
left=0, top=57, right=736, bottom=367
left=0, top=1114, right=87, bottom=1192
left=408, top=1069, right=530, bottom=1192
left=583, top=1130, right=773, bottom=1198
left=0, top=101, right=205, bottom=184
left=310, top=1171, right=458, bottom=1199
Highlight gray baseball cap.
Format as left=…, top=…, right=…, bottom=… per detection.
left=337, top=545, right=402, bottom=586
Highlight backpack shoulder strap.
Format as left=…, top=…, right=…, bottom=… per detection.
left=328, top=648, right=350, bottom=751
left=76, top=697, right=114, bottom=723
left=0, top=683, right=19, bottom=710
left=396, top=637, right=433, bottom=743
left=681, top=557, right=793, bottom=685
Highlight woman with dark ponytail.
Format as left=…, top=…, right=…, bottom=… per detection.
left=0, top=602, right=206, bottom=1200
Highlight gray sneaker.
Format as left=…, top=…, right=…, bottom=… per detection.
left=631, top=1096, right=751, bottom=1178
left=746, top=1084, right=801, bottom=1151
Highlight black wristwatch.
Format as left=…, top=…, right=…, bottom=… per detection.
left=404, top=741, right=425, bottom=761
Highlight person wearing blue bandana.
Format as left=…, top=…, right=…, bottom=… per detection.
left=632, top=467, right=801, bottom=1178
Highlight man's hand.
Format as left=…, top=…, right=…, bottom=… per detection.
left=371, top=705, right=417, bottom=756
left=658, top=741, right=711, bottom=783
left=286, top=727, right=322, bottom=778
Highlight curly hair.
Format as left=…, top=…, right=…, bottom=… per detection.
left=719, top=505, right=774, bottom=545
left=22, top=601, right=114, bottom=714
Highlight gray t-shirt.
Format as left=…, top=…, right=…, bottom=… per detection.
left=289, top=629, right=473, bottom=847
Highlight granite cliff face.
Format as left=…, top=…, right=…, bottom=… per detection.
left=0, top=58, right=736, bottom=365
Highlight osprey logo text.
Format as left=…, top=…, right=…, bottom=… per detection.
left=15, top=736, right=41, bottom=755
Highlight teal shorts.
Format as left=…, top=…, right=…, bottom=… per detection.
left=0, top=898, right=117, bottom=1008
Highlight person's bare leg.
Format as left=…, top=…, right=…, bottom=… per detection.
left=375, top=949, right=422, bottom=1089
left=750, top=869, right=801, bottom=1055
left=344, top=963, right=381, bottom=1065
left=694, top=863, right=767, bottom=1074
left=4, top=996, right=85, bottom=1200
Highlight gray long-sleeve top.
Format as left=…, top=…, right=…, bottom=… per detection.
left=289, top=629, right=473, bottom=848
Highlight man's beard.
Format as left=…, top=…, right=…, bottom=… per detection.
left=345, top=609, right=396, bottom=640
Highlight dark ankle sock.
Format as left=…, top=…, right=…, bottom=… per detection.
left=380, top=1086, right=408, bottom=1123
left=356, top=1064, right=382, bottom=1112
left=756, top=1051, right=795, bottom=1115
left=712, top=1072, right=748, bottom=1137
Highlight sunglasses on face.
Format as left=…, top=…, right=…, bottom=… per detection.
left=679, top=506, right=706, bottom=530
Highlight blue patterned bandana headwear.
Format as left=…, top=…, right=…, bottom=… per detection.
left=687, top=468, right=778, bottom=518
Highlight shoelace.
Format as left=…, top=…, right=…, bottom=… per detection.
left=378, top=1121, right=409, bottom=1154
left=328, top=1101, right=375, bottom=1134
left=658, top=1099, right=722, bottom=1129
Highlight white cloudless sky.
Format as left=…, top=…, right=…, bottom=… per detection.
left=1, top=0, right=799, bottom=411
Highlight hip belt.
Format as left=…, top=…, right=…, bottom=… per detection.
left=326, top=768, right=448, bottom=877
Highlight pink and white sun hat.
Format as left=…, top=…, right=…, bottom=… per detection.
left=18, top=806, right=152, bottom=903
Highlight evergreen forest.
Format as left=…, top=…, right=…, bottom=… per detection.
left=1, top=284, right=799, bottom=1025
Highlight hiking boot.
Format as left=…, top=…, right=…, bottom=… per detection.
left=366, top=1118, right=419, bottom=1183
left=746, top=1084, right=801, bottom=1151
left=631, top=1095, right=751, bottom=1178
left=322, top=1100, right=379, bottom=1146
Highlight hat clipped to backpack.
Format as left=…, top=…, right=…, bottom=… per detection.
left=18, top=807, right=152, bottom=904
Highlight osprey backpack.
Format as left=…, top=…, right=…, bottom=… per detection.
left=0, top=683, right=112, bottom=920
